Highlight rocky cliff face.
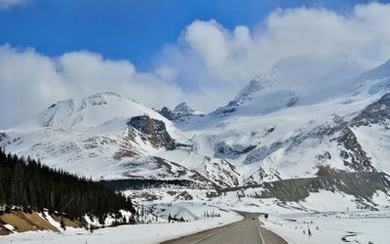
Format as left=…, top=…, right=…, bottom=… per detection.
left=351, top=93, right=390, bottom=127
left=326, top=115, right=375, bottom=172
left=127, top=115, right=176, bottom=150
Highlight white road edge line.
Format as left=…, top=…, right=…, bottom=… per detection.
left=257, top=220, right=266, bottom=244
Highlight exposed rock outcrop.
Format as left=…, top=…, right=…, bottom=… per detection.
left=127, top=116, right=175, bottom=150
left=316, top=165, right=342, bottom=176
left=329, top=115, right=375, bottom=172
left=214, top=142, right=256, bottom=159
left=159, top=102, right=198, bottom=121
left=351, top=93, right=390, bottom=127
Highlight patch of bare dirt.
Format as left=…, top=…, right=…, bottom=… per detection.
left=0, top=210, right=83, bottom=235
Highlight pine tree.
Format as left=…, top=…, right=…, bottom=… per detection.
left=0, top=150, right=135, bottom=221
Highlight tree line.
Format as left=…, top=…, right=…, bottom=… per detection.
left=0, top=148, right=135, bottom=223
left=101, top=178, right=197, bottom=191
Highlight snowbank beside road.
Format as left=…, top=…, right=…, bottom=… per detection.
left=0, top=209, right=242, bottom=244
left=261, top=210, right=390, bottom=244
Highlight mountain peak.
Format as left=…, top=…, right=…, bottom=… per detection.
left=174, top=102, right=196, bottom=115
left=159, top=102, right=199, bottom=121
left=229, top=73, right=275, bottom=107
left=20, top=92, right=165, bottom=131
left=214, top=53, right=373, bottom=117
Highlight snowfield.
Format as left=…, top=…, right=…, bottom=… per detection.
left=262, top=211, right=390, bottom=244
left=124, top=185, right=390, bottom=243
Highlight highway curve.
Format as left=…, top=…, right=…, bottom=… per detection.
left=162, top=212, right=287, bottom=244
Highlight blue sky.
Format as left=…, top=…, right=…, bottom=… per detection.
left=1, top=0, right=379, bottom=70
left=1, top=0, right=390, bottom=128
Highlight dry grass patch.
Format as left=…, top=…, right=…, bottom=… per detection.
left=51, top=214, right=83, bottom=228
left=0, top=211, right=58, bottom=234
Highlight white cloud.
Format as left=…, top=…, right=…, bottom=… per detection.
left=2, top=3, right=390, bottom=128
left=154, top=66, right=178, bottom=83
left=0, top=0, right=27, bottom=10
left=155, top=3, right=390, bottom=110
left=0, top=45, right=184, bottom=128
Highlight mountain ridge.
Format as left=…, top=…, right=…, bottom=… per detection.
left=2, top=54, right=390, bottom=188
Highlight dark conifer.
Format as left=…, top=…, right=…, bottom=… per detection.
left=0, top=149, right=135, bottom=221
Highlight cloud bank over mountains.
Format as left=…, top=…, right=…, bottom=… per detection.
left=1, top=3, right=390, bottom=128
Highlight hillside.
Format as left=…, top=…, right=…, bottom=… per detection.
left=0, top=149, right=135, bottom=234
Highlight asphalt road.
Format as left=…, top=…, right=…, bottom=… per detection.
left=162, top=212, right=287, bottom=244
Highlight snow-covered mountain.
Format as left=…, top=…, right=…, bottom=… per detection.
left=178, top=53, right=390, bottom=182
left=0, top=92, right=239, bottom=187
left=214, top=53, right=374, bottom=116
left=2, top=53, right=390, bottom=188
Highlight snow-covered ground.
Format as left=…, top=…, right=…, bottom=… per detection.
left=127, top=186, right=390, bottom=243
left=262, top=211, right=390, bottom=244
left=0, top=204, right=242, bottom=244
left=2, top=186, right=390, bottom=243
left=255, top=189, right=390, bottom=243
